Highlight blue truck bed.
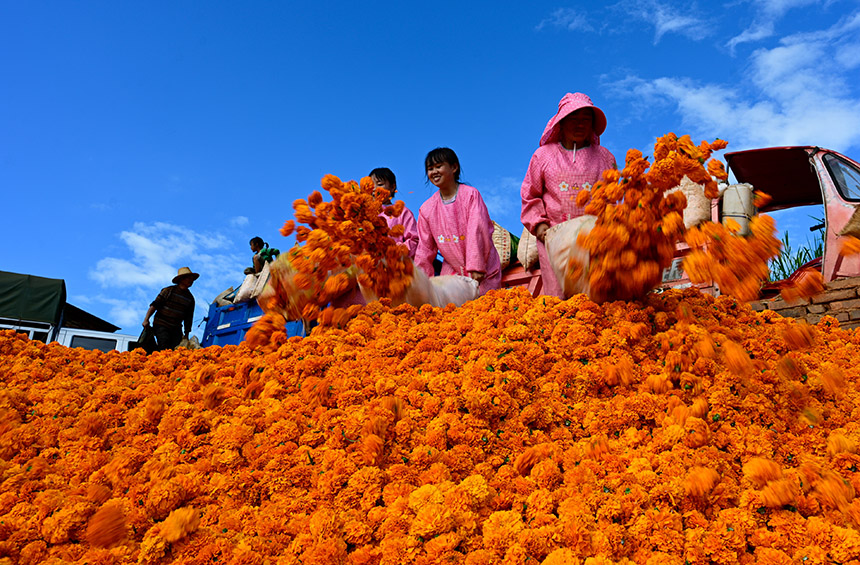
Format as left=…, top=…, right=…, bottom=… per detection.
left=200, top=299, right=304, bottom=347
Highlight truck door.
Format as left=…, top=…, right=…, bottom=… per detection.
left=816, top=150, right=860, bottom=281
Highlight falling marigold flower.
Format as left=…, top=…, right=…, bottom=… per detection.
left=280, top=220, right=296, bottom=237
left=706, top=159, right=728, bottom=181
left=753, top=190, right=773, bottom=208
left=840, top=236, right=860, bottom=257
left=743, top=458, right=783, bottom=488
left=722, top=340, right=754, bottom=376
left=780, top=268, right=824, bottom=302
left=684, top=466, right=720, bottom=497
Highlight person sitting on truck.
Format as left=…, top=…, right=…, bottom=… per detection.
left=245, top=237, right=280, bottom=275
left=520, top=92, right=616, bottom=298
left=142, top=267, right=198, bottom=351
left=415, top=147, right=501, bottom=295
left=369, top=167, right=420, bottom=259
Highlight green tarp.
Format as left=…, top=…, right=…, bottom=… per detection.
left=0, top=271, right=66, bottom=327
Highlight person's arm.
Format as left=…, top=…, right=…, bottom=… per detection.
left=184, top=296, right=195, bottom=338
left=399, top=208, right=420, bottom=259
left=142, top=304, right=156, bottom=327
left=414, top=207, right=438, bottom=278
left=521, top=151, right=550, bottom=239
left=464, top=188, right=493, bottom=279
left=253, top=253, right=263, bottom=274
left=143, top=288, right=167, bottom=326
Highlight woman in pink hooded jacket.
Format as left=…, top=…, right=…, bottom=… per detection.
left=520, top=92, right=616, bottom=298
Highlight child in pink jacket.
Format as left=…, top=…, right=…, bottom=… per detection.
left=415, top=147, right=501, bottom=296
left=520, top=92, right=617, bottom=298
left=369, top=167, right=419, bottom=259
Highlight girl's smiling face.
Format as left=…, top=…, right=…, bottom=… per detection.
left=372, top=176, right=395, bottom=203
left=426, top=161, right=458, bottom=189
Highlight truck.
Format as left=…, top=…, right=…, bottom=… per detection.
left=503, top=146, right=860, bottom=296
left=0, top=271, right=139, bottom=352
left=200, top=298, right=305, bottom=347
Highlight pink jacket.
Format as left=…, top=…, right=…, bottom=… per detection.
left=415, top=184, right=501, bottom=295
left=383, top=206, right=419, bottom=259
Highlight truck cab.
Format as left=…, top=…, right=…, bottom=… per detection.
left=724, top=146, right=860, bottom=283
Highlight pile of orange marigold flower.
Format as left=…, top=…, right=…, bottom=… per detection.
left=257, top=174, right=413, bottom=332
left=3, top=283, right=860, bottom=564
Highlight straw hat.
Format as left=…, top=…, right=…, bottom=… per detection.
left=172, top=267, right=200, bottom=284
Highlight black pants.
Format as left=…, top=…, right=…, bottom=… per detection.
left=153, top=324, right=183, bottom=351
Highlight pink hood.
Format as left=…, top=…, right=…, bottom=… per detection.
left=540, top=92, right=607, bottom=147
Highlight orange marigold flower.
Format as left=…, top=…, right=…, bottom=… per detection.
left=684, top=466, right=720, bottom=497
left=280, top=220, right=296, bottom=237
left=780, top=268, right=824, bottom=302
left=575, top=189, right=591, bottom=207
left=706, top=159, right=728, bottom=181
left=840, top=236, right=860, bottom=257
left=780, top=321, right=816, bottom=350
left=743, top=458, right=782, bottom=488
left=722, top=340, right=753, bottom=376
left=827, top=433, right=857, bottom=457
left=753, top=190, right=772, bottom=208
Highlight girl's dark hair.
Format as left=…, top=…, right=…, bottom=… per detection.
left=369, top=167, right=397, bottom=188
left=424, top=147, right=461, bottom=183
left=250, top=236, right=265, bottom=248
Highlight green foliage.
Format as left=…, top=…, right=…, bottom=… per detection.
left=768, top=217, right=824, bottom=282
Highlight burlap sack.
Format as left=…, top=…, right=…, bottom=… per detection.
left=492, top=222, right=512, bottom=269
left=544, top=215, right=597, bottom=299
left=517, top=227, right=540, bottom=270
left=213, top=286, right=235, bottom=307
left=839, top=205, right=860, bottom=238
left=233, top=273, right=257, bottom=303
left=666, top=175, right=711, bottom=228
left=250, top=261, right=271, bottom=299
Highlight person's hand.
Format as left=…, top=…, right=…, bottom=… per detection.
left=469, top=271, right=485, bottom=282
left=535, top=223, right=549, bottom=242
left=142, top=319, right=150, bottom=328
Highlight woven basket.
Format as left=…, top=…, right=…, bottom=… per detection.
left=492, top=222, right=512, bottom=269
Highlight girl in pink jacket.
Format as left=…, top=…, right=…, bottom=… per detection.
left=415, top=147, right=502, bottom=296
left=520, top=92, right=617, bottom=298
left=369, top=167, right=419, bottom=259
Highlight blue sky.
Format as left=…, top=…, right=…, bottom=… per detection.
left=3, top=0, right=860, bottom=337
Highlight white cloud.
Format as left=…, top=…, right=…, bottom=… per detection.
left=617, top=1, right=711, bottom=43
left=726, top=22, right=774, bottom=52
left=650, top=8, right=708, bottom=43
left=89, top=222, right=248, bottom=336
left=230, top=215, right=249, bottom=227
left=607, top=12, right=860, bottom=153
left=478, top=176, right=523, bottom=222
left=727, top=0, right=827, bottom=51
left=536, top=8, right=594, bottom=32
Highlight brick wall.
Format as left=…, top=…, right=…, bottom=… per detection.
left=749, top=276, right=860, bottom=330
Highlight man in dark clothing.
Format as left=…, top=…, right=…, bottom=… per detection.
left=142, top=267, right=198, bottom=351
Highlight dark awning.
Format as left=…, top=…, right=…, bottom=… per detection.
left=725, top=146, right=823, bottom=212
left=0, top=271, right=66, bottom=327
left=63, top=303, right=120, bottom=332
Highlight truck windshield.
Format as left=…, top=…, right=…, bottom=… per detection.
left=824, top=153, right=860, bottom=202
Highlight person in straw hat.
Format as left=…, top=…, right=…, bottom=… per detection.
left=520, top=92, right=617, bottom=298
left=142, top=267, right=199, bottom=350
